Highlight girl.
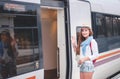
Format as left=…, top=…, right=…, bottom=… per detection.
left=0, top=30, right=18, bottom=79
left=72, top=26, right=99, bottom=79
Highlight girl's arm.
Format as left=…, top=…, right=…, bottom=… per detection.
left=88, top=39, right=99, bottom=61
left=11, top=40, right=18, bottom=57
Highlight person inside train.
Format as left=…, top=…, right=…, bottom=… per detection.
left=72, top=26, right=99, bottom=79
left=0, top=30, right=18, bottom=79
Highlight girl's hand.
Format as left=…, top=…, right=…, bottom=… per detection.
left=79, top=58, right=85, bottom=65
left=79, top=57, right=90, bottom=64
left=71, top=36, right=77, bottom=52
left=11, top=40, right=16, bottom=46
left=71, top=36, right=76, bottom=44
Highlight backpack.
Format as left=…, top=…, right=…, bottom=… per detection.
left=90, top=42, right=97, bottom=64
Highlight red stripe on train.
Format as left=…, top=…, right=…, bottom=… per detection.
left=26, top=76, right=36, bottom=79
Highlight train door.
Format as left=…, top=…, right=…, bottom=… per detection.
left=68, top=0, right=92, bottom=79
left=40, top=7, right=66, bottom=79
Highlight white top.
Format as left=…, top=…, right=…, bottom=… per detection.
left=80, top=39, right=99, bottom=63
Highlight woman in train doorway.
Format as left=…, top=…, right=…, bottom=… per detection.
left=72, top=26, right=99, bottom=79
left=0, top=30, right=18, bottom=79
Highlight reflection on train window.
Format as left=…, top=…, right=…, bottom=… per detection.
left=112, top=17, right=118, bottom=36
left=14, top=29, right=38, bottom=49
left=92, top=13, right=120, bottom=38
left=117, top=17, right=120, bottom=35
left=0, top=3, right=41, bottom=78
left=0, top=2, right=37, bottom=15
left=95, top=13, right=106, bottom=38
left=13, top=14, right=39, bottom=74
left=105, top=16, right=113, bottom=37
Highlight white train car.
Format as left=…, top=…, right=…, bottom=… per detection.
left=87, top=0, right=120, bottom=79
left=0, top=0, right=120, bottom=79
left=70, top=0, right=120, bottom=79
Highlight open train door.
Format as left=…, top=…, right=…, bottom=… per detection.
left=67, top=0, right=92, bottom=79
left=40, top=6, right=66, bottom=79
left=57, top=9, right=67, bottom=79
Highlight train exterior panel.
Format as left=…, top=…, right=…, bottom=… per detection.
left=9, top=69, right=44, bottom=79
left=68, top=0, right=92, bottom=79
left=93, top=49, right=120, bottom=79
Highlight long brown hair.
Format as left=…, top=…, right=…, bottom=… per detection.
left=1, top=30, right=15, bottom=58
left=76, top=26, right=93, bottom=55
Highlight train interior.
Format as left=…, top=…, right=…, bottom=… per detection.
left=41, top=7, right=66, bottom=79
left=41, top=8, right=59, bottom=79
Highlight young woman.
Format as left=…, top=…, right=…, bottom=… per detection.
left=0, top=30, right=18, bottom=79
left=72, top=26, right=99, bottom=79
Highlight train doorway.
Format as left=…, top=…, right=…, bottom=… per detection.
left=40, top=7, right=66, bottom=79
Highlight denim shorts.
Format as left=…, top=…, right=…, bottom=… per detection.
left=80, top=62, right=94, bottom=72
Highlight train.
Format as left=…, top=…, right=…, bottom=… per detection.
left=0, top=0, right=120, bottom=79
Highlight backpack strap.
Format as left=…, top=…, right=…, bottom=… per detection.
left=90, top=42, right=97, bottom=64
left=90, top=42, right=93, bottom=55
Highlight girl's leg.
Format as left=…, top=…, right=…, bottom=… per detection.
left=1, top=65, right=9, bottom=79
left=84, top=72, right=94, bottom=79
left=80, top=72, right=84, bottom=79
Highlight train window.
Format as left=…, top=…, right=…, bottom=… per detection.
left=14, top=28, right=39, bottom=74
left=14, top=29, right=38, bottom=49
left=118, top=17, right=120, bottom=35
left=95, top=13, right=106, bottom=38
left=14, top=16, right=37, bottom=27
left=92, top=13, right=120, bottom=53
left=112, top=17, right=118, bottom=36
left=96, top=14, right=104, bottom=37
left=0, top=2, right=41, bottom=79
left=105, top=16, right=113, bottom=37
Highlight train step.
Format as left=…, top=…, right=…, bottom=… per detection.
left=107, top=71, right=120, bottom=79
